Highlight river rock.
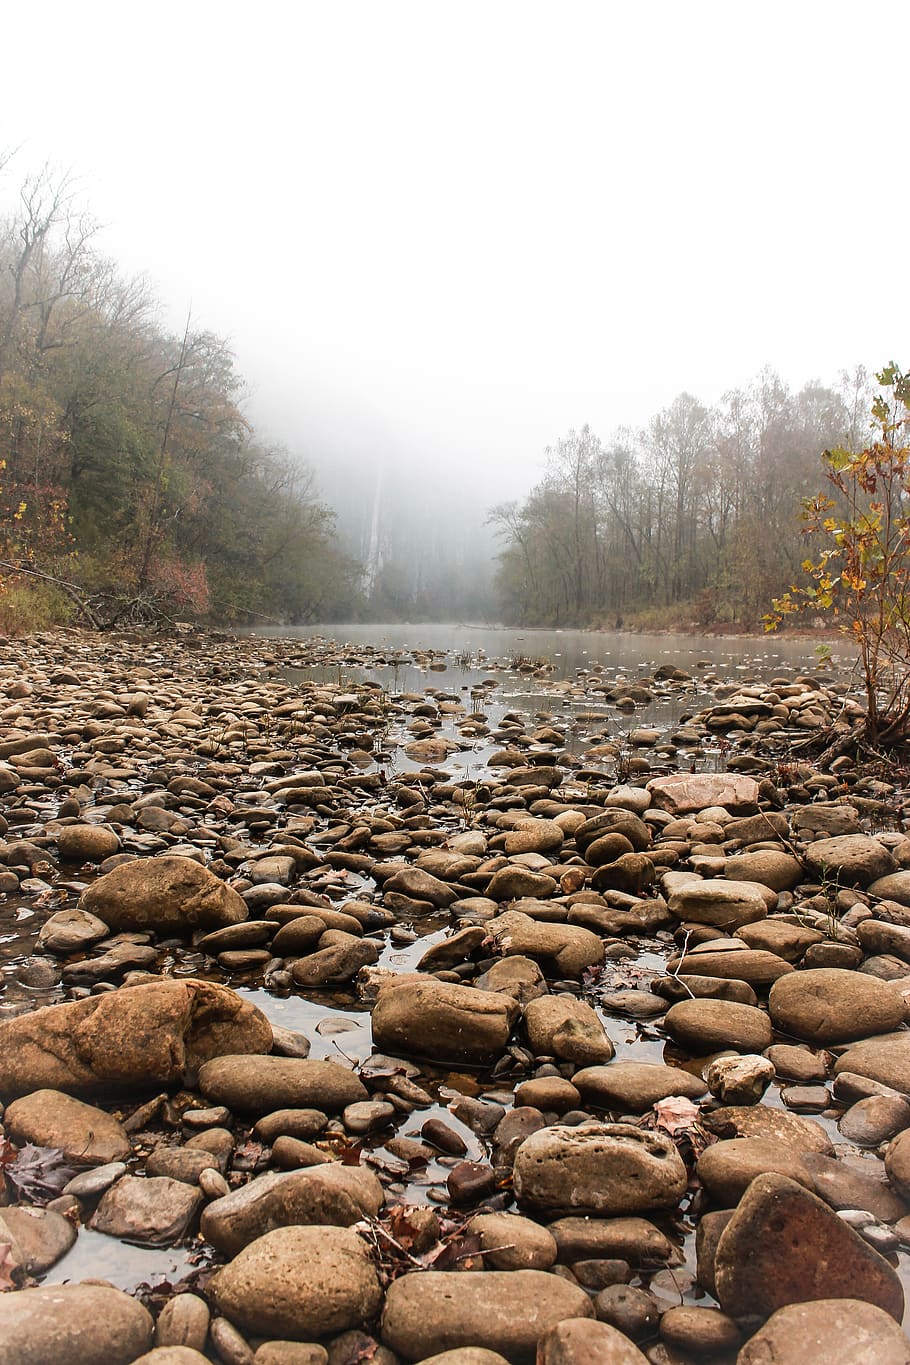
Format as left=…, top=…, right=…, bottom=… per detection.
left=647, top=774, right=760, bottom=815
left=769, top=968, right=907, bottom=1044
left=737, top=919, right=825, bottom=961
left=885, top=1129, right=910, bottom=1201
left=572, top=1061, right=707, bottom=1112
left=371, top=977, right=518, bottom=1066
left=466, top=1211, right=557, bottom=1269
left=667, top=880, right=770, bottom=930
left=664, top=998, right=773, bottom=1054
left=724, top=850, right=803, bottom=891
left=0, top=1282, right=154, bottom=1364
left=57, top=823, right=121, bottom=862
left=737, top=1299, right=910, bottom=1365
left=90, top=1174, right=202, bottom=1245
left=485, top=868, right=558, bottom=901
left=548, top=1216, right=673, bottom=1264
left=664, top=944, right=794, bottom=986
left=489, top=910, right=604, bottom=976
left=4, top=1089, right=130, bottom=1163
left=523, top=995, right=614, bottom=1065
left=0, top=978, right=272, bottom=1100
left=804, top=835, right=898, bottom=886
left=200, top=1165, right=384, bottom=1256
left=701, top=1104, right=833, bottom=1155
left=705, top=1054, right=774, bottom=1105
left=155, top=1292, right=211, bottom=1349
left=198, top=1056, right=366, bottom=1113
left=833, top=1033, right=910, bottom=1094
left=80, top=854, right=249, bottom=932
left=381, top=1269, right=592, bottom=1363
left=696, top=1138, right=814, bottom=1204
left=0, top=1206, right=76, bottom=1273
left=867, top=870, right=910, bottom=907
left=801, top=1150, right=908, bottom=1223
left=210, top=1225, right=381, bottom=1340
left=513, top=1122, right=687, bottom=1216
left=290, top=938, right=380, bottom=987
left=537, top=1318, right=649, bottom=1365
left=714, top=1172, right=904, bottom=1322
left=37, top=907, right=111, bottom=955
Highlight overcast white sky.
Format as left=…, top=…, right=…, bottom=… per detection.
left=1, top=1, right=906, bottom=500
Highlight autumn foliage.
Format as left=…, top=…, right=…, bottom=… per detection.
left=766, top=364, right=910, bottom=747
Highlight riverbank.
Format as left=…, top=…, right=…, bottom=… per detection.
left=0, top=628, right=907, bottom=1362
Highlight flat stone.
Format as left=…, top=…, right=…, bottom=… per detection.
left=664, top=998, right=773, bottom=1054
left=381, top=1269, right=593, bottom=1363
left=200, top=1165, right=384, bottom=1256
left=198, top=1055, right=366, bottom=1114
left=0, top=1205, right=76, bottom=1273
left=573, top=1062, right=707, bottom=1113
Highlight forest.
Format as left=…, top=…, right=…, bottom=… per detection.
left=0, top=166, right=360, bottom=631
left=0, top=165, right=874, bottom=634
left=489, top=371, right=872, bottom=629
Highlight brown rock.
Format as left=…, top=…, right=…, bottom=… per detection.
left=80, top=854, right=248, bottom=932
left=737, top=1299, right=910, bottom=1364
left=769, top=969, right=906, bottom=1045
left=210, top=1225, right=381, bottom=1340
left=198, top=1055, right=366, bottom=1114
left=201, top=1165, right=384, bottom=1256
left=0, top=979, right=272, bottom=1100
left=372, top=977, right=518, bottom=1066
left=714, top=1172, right=904, bottom=1322
left=663, top=998, right=773, bottom=1054
left=0, top=1282, right=154, bottom=1364
left=513, top=1122, right=687, bottom=1216
left=523, top=995, right=614, bottom=1065
left=4, top=1089, right=130, bottom=1163
left=537, top=1318, right=649, bottom=1365
left=381, top=1269, right=593, bottom=1363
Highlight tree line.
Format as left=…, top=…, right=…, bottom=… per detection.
left=489, top=369, right=872, bottom=628
left=0, top=164, right=359, bottom=630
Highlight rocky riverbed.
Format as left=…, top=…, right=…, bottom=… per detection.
left=0, top=627, right=909, bottom=1365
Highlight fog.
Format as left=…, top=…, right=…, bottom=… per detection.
left=1, top=0, right=907, bottom=617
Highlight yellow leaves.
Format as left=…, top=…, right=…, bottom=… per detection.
left=13, top=503, right=26, bottom=521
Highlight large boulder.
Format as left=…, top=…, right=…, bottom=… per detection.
left=372, top=977, right=518, bottom=1066
left=381, top=1270, right=593, bottom=1363
left=201, top=1165, right=384, bottom=1255
left=714, top=1173, right=904, bottom=1322
left=80, top=854, right=248, bottom=933
left=0, top=1283, right=153, bottom=1364
left=769, top=968, right=907, bottom=1045
left=209, top=1225, right=381, bottom=1340
left=0, top=979, right=272, bottom=1100
left=513, top=1122, right=687, bottom=1216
